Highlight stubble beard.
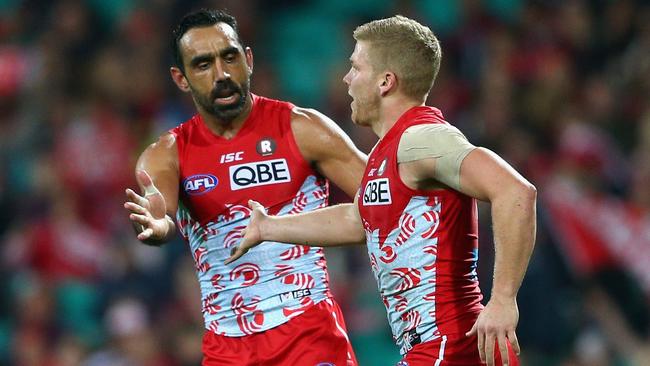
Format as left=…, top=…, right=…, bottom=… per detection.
left=351, top=94, right=379, bottom=127
left=193, top=79, right=251, bottom=122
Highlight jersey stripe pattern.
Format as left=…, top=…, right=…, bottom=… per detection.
left=171, top=95, right=331, bottom=336
left=357, top=106, right=484, bottom=355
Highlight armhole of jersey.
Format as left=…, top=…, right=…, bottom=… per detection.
left=284, top=105, right=317, bottom=173
left=169, top=128, right=184, bottom=207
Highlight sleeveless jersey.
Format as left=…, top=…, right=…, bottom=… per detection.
left=171, top=94, right=332, bottom=337
left=357, top=106, right=484, bottom=355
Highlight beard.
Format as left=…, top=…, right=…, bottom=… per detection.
left=192, top=78, right=250, bottom=121
left=350, top=92, right=380, bottom=126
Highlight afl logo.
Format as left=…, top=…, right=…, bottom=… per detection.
left=183, top=174, right=218, bottom=195
left=256, top=138, right=276, bottom=156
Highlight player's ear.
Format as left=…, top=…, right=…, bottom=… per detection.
left=379, top=71, right=397, bottom=97
left=245, top=47, right=254, bottom=74
left=170, top=67, right=191, bottom=92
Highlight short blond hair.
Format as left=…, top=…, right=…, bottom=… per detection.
left=353, top=15, right=441, bottom=100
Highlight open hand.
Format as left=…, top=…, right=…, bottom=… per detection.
left=124, top=170, right=169, bottom=242
left=225, top=200, right=267, bottom=264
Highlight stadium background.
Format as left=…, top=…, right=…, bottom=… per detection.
left=1, top=0, right=649, bottom=365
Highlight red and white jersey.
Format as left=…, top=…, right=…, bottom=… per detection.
left=357, top=106, right=483, bottom=355
left=171, top=95, right=331, bottom=336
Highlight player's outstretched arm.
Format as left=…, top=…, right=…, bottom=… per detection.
left=225, top=196, right=365, bottom=264
left=459, top=148, right=536, bottom=366
left=124, top=133, right=179, bottom=246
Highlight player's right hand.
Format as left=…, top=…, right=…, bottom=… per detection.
left=465, top=295, right=520, bottom=366
left=124, top=170, right=170, bottom=242
left=225, top=200, right=266, bottom=264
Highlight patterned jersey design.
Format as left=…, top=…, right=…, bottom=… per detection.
left=172, top=95, right=333, bottom=336
left=363, top=196, right=445, bottom=353
left=178, top=175, right=330, bottom=336
left=357, top=106, right=483, bottom=355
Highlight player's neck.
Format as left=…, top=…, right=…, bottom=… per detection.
left=375, top=96, right=424, bottom=138
left=199, top=94, right=254, bottom=139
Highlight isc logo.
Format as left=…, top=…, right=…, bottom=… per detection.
left=363, top=178, right=391, bottom=205
left=220, top=151, right=243, bottom=163
left=229, top=159, right=291, bottom=191
left=183, top=174, right=218, bottom=195
left=279, top=289, right=311, bottom=302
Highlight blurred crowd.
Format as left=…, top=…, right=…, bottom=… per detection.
left=1, top=0, right=649, bottom=365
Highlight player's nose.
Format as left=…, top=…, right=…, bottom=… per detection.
left=343, top=69, right=352, bottom=86
left=213, top=60, right=231, bottom=81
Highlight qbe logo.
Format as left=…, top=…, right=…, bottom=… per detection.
left=363, top=178, right=391, bottom=206
left=229, top=159, right=291, bottom=191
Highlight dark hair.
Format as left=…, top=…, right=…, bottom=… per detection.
left=171, top=9, right=243, bottom=72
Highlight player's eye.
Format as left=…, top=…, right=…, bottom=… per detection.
left=224, top=53, right=237, bottom=63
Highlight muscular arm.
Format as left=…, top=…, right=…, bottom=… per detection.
left=458, top=148, right=536, bottom=300
left=398, top=126, right=536, bottom=299
left=124, top=133, right=180, bottom=245
left=226, top=197, right=365, bottom=264
left=401, top=137, right=536, bottom=365
left=459, top=148, right=536, bottom=365
left=260, top=197, right=365, bottom=247
left=290, top=107, right=367, bottom=198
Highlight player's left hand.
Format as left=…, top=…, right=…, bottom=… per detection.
left=465, top=295, right=520, bottom=366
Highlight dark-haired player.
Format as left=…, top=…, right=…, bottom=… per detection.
left=124, top=9, right=364, bottom=366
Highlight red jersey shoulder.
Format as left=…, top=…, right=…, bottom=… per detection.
left=254, top=94, right=295, bottom=113
left=359, top=106, right=450, bottom=210
left=249, top=95, right=295, bottom=139
left=170, top=114, right=199, bottom=138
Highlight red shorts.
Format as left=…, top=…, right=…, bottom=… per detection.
left=202, top=298, right=358, bottom=366
left=397, top=333, right=519, bottom=366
